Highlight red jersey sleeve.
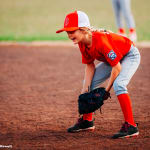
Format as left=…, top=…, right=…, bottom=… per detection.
left=100, top=34, right=123, bottom=66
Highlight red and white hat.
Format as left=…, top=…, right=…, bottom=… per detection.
left=56, top=11, right=90, bottom=33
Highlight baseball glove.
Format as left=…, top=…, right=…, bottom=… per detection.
left=78, top=87, right=111, bottom=114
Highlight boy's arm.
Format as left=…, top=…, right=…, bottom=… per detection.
left=81, top=62, right=95, bottom=94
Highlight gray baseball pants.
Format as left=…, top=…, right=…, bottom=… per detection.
left=90, top=45, right=140, bottom=96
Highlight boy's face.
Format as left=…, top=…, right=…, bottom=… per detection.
left=67, top=30, right=84, bottom=44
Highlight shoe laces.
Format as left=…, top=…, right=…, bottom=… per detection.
left=120, top=122, right=130, bottom=132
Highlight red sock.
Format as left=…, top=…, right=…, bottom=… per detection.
left=129, top=28, right=135, bottom=33
left=118, top=28, right=125, bottom=34
left=83, top=113, right=93, bottom=121
left=117, top=93, right=136, bottom=127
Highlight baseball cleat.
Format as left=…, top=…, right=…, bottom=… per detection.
left=112, top=122, right=139, bottom=139
left=67, top=117, right=95, bottom=133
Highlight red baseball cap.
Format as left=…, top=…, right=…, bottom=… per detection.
left=56, top=11, right=90, bottom=33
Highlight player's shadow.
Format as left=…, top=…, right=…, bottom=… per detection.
left=28, top=129, right=111, bottom=141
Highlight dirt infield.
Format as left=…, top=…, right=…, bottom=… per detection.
left=0, top=43, right=150, bottom=150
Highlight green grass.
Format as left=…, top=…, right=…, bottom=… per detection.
left=0, top=0, right=150, bottom=41
left=0, top=35, right=68, bottom=42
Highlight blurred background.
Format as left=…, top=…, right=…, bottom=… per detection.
left=0, top=0, right=150, bottom=41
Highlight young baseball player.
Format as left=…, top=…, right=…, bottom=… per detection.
left=56, top=11, right=140, bottom=139
left=111, top=0, right=137, bottom=42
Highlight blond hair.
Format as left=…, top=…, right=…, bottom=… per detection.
left=79, top=27, right=113, bottom=38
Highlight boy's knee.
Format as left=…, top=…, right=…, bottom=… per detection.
left=113, top=80, right=128, bottom=95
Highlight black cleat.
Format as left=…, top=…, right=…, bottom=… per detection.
left=112, top=122, right=139, bottom=139
left=67, top=117, right=95, bottom=133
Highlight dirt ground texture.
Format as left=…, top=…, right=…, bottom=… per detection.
left=0, top=43, right=150, bottom=150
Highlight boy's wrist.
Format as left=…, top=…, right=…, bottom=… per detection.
left=81, top=87, right=89, bottom=94
left=105, top=86, right=112, bottom=92
left=105, top=87, right=109, bottom=92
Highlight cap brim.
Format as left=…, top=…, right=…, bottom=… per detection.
left=56, top=27, right=79, bottom=33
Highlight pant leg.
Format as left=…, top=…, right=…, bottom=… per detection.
left=90, top=62, right=112, bottom=90
left=111, top=0, right=123, bottom=28
left=120, top=0, right=135, bottom=28
left=113, top=45, right=141, bottom=95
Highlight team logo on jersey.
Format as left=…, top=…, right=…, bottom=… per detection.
left=107, top=50, right=117, bottom=60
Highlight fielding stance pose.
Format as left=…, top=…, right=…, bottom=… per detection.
left=56, top=11, right=140, bottom=139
